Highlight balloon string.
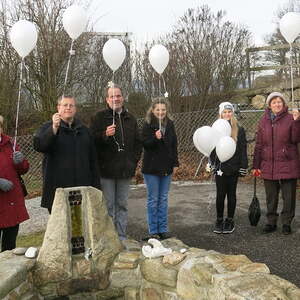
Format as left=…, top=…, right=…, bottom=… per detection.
left=13, top=59, right=24, bottom=151
left=194, top=155, right=205, bottom=178
left=159, top=74, right=161, bottom=131
left=112, top=71, right=115, bottom=126
left=162, top=75, right=167, bottom=94
left=290, top=45, right=294, bottom=105
left=63, top=39, right=74, bottom=97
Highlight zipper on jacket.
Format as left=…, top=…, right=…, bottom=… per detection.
left=118, top=112, right=125, bottom=148
left=271, top=122, right=274, bottom=179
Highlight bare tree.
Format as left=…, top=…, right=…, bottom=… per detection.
left=132, top=5, right=251, bottom=112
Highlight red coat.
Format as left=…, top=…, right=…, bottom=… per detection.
left=253, top=107, right=300, bottom=180
left=0, top=134, right=29, bottom=228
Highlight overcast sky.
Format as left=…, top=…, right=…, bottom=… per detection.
left=89, top=0, right=288, bottom=46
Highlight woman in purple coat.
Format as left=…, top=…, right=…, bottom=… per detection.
left=253, top=92, right=300, bottom=234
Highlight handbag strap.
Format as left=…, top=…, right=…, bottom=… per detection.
left=253, top=176, right=257, bottom=197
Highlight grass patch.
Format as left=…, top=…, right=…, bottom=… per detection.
left=17, top=231, right=45, bottom=248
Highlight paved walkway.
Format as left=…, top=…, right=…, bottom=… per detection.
left=21, top=180, right=300, bottom=287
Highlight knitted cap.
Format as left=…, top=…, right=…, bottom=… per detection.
left=219, top=102, right=234, bottom=116
left=266, top=92, right=286, bottom=106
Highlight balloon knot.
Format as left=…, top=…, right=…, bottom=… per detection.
left=69, top=49, right=75, bottom=56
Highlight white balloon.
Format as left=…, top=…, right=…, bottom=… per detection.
left=102, top=39, right=126, bottom=71
left=212, top=119, right=231, bottom=138
left=216, top=136, right=236, bottom=163
left=193, top=126, right=219, bottom=157
left=279, top=12, right=300, bottom=44
left=63, top=5, right=87, bottom=40
left=10, top=20, right=38, bottom=58
left=149, top=44, right=169, bottom=74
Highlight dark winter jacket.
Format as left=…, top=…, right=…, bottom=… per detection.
left=253, top=106, right=300, bottom=180
left=0, top=134, right=29, bottom=228
left=210, top=125, right=248, bottom=176
left=33, top=118, right=100, bottom=210
left=142, top=117, right=179, bottom=176
left=90, top=108, right=142, bottom=179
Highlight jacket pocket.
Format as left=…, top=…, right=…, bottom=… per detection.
left=275, top=148, right=288, bottom=162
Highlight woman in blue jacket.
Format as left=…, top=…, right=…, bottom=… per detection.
left=142, top=98, right=179, bottom=240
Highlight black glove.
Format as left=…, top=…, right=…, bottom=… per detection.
left=0, top=178, right=14, bottom=192
left=13, top=151, right=24, bottom=164
left=239, top=168, right=248, bottom=177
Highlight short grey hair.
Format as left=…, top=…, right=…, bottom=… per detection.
left=57, top=95, right=76, bottom=105
left=0, top=115, right=3, bottom=127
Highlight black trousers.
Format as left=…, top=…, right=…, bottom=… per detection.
left=264, top=179, right=297, bottom=226
left=215, top=174, right=239, bottom=219
left=0, top=224, right=19, bottom=252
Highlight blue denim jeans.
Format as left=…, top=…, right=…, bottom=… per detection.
left=100, top=177, right=131, bottom=240
left=143, top=174, right=172, bottom=234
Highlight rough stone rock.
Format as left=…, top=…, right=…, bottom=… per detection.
left=122, top=239, right=142, bottom=251
left=72, top=257, right=92, bottom=277
left=237, top=263, right=270, bottom=274
left=124, top=287, right=138, bottom=300
left=118, top=251, right=141, bottom=264
left=140, top=258, right=177, bottom=287
left=287, top=287, right=300, bottom=300
left=204, top=252, right=225, bottom=265
left=177, top=258, right=218, bottom=300
left=212, top=272, right=296, bottom=299
left=162, top=252, right=186, bottom=266
left=34, top=187, right=122, bottom=289
left=213, top=255, right=252, bottom=273
left=0, top=252, right=35, bottom=299
left=12, top=248, right=27, bottom=256
left=110, top=267, right=141, bottom=289
left=33, top=188, right=72, bottom=286
left=141, top=287, right=161, bottom=300
left=163, top=290, right=181, bottom=300
left=160, top=238, right=189, bottom=252
left=112, top=261, right=138, bottom=269
left=93, top=288, right=124, bottom=299
left=251, top=95, right=265, bottom=109
left=57, top=275, right=108, bottom=296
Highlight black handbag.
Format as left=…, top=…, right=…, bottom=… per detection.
left=248, top=177, right=261, bottom=226
left=19, top=175, right=28, bottom=197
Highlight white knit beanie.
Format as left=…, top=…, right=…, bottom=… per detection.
left=219, top=102, right=234, bottom=116
left=266, top=92, right=286, bottom=106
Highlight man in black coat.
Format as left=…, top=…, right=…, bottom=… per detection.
left=33, top=96, right=100, bottom=213
left=90, top=83, right=142, bottom=240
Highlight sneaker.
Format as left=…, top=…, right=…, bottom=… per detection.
left=141, top=234, right=160, bottom=241
left=213, top=219, right=223, bottom=234
left=159, top=232, right=172, bottom=240
left=262, top=224, right=277, bottom=234
left=223, top=218, right=235, bottom=234
left=282, top=224, right=292, bottom=235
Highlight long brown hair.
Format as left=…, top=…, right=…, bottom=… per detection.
left=219, top=113, right=239, bottom=142
left=145, top=98, right=172, bottom=124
